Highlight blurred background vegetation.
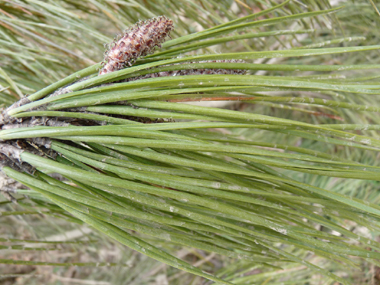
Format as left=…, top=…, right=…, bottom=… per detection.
left=1, top=0, right=380, bottom=284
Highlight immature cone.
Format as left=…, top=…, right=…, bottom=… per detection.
left=100, top=16, right=174, bottom=75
